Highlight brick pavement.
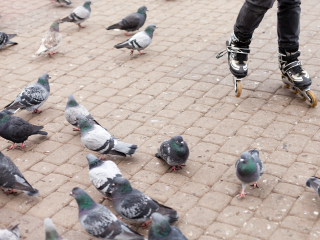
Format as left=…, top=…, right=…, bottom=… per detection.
left=1, top=0, right=320, bottom=239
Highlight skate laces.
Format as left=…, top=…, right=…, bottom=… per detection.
left=216, top=45, right=250, bottom=59
left=278, top=51, right=304, bottom=75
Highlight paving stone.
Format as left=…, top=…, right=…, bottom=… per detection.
left=165, top=191, right=199, bottom=212
left=280, top=215, right=314, bottom=234
left=12, top=214, right=43, bottom=238
left=33, top=173, right=69, bottom=197
left=261, top=122, right=294, bottom=140
left=184, top=207, right=218, bottom=228
left=180, top=182, right=210, bottom=198
left=212, top=118, right=245, bottom=136
left=177, top=223, right=204, bottom=240
left=240, top=217, right=279, bottom=239
left=277, top=134, right=311, bottom=154
left=206, top=222, right=240, bottom=240
left=198, top=192, right=232, bottom=212
left=217, top=205, right=254, bottom=228
left=145, top=182, right=178, bottom=203
left=219, top=136, right=254, bottom=156
left=273, top=183, right=304, bottom=198
left=268, top=151, right=297, bottom=167
left=51, top=206, right=78, bottom=228
left=290, top=192, right=320, bottom=221
left=247, top=110, right=278, bottom=128
left=269, top=228, right=308, bottom=240
left=236, top=125, right=264, bottom=139
left=191, top=163, right=229, bottom=186
left=282, top=162, right=317, bottom=187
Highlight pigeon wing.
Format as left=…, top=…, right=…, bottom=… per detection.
left=18, top=84, right=48, bottom=108
left=73, top=6, right=89, bottom=19
left=43, top=31, right=62, bottom=51
left=120, top=13, right=141, bottom=30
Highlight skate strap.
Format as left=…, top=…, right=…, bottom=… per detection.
left=283, top=60, right=301, bottom=73
left=216, top=46, right=250, bottom=59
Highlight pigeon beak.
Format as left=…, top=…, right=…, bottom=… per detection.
left=48, top=76, right=51, bottom=79
left=240, top=159, right=244, bottom=162
left=70, top=192, right=73, bottom=196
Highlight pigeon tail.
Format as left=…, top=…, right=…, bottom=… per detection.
left=120, top=225, right=146, bottom=240
left=114, top=41, right=130, bottom=49
left=23, top=188, right=40, bottom=196
left=35, top=44, right=47, bottom=56
left=61, top=16, right=74, bottom=23
left=106, top=23, right=122, bottom=30
left=114, top=141, right=138, bottom=155
left=34, top=130, right=48, bottom=136
left=7, top=41, right=18, bottom=45
left=7, top=34, right=17, bottom=40
left=4, top=101, right=26, bottom=111
left=157, top=203, right=179, bottom=224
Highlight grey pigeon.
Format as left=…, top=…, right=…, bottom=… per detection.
left=156, top=135, right=189, bottom=172
left=64, top=94, right=100, bottom=131
left=52, top=0, right=72, bottom=7
left=106, top=6, right=147, bottom=36
left=44, top=218, right=66, bottom=240
left=235, top=149, right=263, bottom=199
left=0, top=111, right=47, bottom=150
left=5, top=73, right=50, bottom=114
left=114, top=24, right=157, bottom=55
left=87, top=154, right=122, bottom=200
left=306, top=177, right=320, bottom=196
left=61, top=1, right=91, bottom=28
left=71, top=187, right=146, bottom=240
left=0, top=32, right=17, bottom=50
left=149, top=213, right=187, bottom=240
left=0, top=225, right=20, bottom=240
left=111, top=177, right=179, bottom=227
left=35, top=19, right=62, bottom=56
left=76, top=115, right=138, bottom=158
left=0, top=151, right=39, bottom=196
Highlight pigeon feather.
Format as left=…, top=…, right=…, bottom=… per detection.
left=44, top=218, right=66, bottom=240
left=0, top=32, right=17, bottom=49
left=0, top=225, right=20, bottom=240
left=61, top=1, right=91, bottom=24
left=306, top=177, right=320, bottom=196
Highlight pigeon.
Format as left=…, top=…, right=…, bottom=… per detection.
left=306, top=177, right=320, bottom=196
left=71, top=187, right=146, bottom=240
left=76, top=115, right=138, bottom=159
left=87, top=154, right=122, bottom=200
left=64, top=94, right=100, bottom=131
left=0, top=111, right=47, bottom=150
left=0, top=151, right=39, bottom=196
left=114, top=24, right=157, bottom=55
left=5, top=73, right=50, bottom=114
left=111, top=177, right=179, bottom=228
left=106, top=6, right=148, bottom=36
left=0, top=225, right=20, bottom=240
left=52, top=0, right=72, bottom=7
left=61, top=1, right=91, bottom=28
left=149, top=213, right=187, bottom=240
left=44, top=218, right=65, bottom=240
left=235, top=149, right=263, bottom=199
left=35, top=19, right=62, bottom=56
left=156, top=135, right=189, bottom=172
left=0, top=32, right=18, bottom=50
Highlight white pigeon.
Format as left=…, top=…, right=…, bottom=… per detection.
left=87, top=154, right=122, bottom=200
left=0, top=225, right=20, bottom=240
left=114, top=24, right=157, bottom=55
left=35, top=19, right=62, bottom=56
left=61, top=1, right=91, bottom=28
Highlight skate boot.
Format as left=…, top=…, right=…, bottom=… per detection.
left=278, top=48, right=317, bottom=107
left=216, top=32, right=251, bottom=97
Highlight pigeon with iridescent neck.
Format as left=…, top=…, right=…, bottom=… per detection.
left=106, top=6, right=147, bottom=36
left=5, top=73, right=50, bottom=114
left=235, top=149, right=263, bottom=199
left=114, top=24, right=157, bottom=55
left=64, top=94, right=100, bottom=131
left=156, top=135, right=189, bottom=172
left=149, top=213, right=187, bottom=240
left=61, top=1, right=91, bottom=28
left=51, top=0, right=71, bottom=7
left=35, top=19, right=62, bottom=56
left=71, top=187, right=146, bottom=240
left=76, top=115, right=138, bottom=159
left=0, top=225, right=20, bottom=240
left=44, top=218, right=66, bottom=240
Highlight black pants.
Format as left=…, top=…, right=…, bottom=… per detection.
left=234, top=0, right=301, bottom=50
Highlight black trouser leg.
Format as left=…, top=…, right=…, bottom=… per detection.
left=277, top=0, right=301, bottom=51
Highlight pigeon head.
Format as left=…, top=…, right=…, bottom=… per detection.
left=71, top=187, right=96, bottom=211
left=237, top=152, right=256, bottom=174
left=112, top=177, right=132, bottom=195
left=38, top=73, right=50, bottom=86
left=170, top=135, right=188, bottom=156
left=150, top=213, right=171, bottom=238
left=145, top=24, right=157, bottom=36
left=137, top=6, right=148, bottom=14
left=44, top=218, right=60, bottom=240
left=76, top=115, right=92, bottom=131
left=0, top=111, right=11, bottom=125
left=50, top=19, right=61, bottom=32
left=67, top=94, right=79, bottom=107
left=239, top=152, right=253, bottom=164
left=86, top=154, right=103, bottom=169
left=83, top=0, right=91, bottom=9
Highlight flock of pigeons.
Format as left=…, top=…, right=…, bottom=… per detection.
left=1, top=1, right=320, bottom=240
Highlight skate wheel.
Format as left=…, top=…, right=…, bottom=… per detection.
left=291, top=87, right=298, bottom=94
left=283, top=82, right=290, bottom=88
left=298, top=92, right=306, bottom=101
left=235, top=81, right=242, bottom=98
left=306, top=90, right=317, bottom=107
left=281, top=74, right=290, bottom=88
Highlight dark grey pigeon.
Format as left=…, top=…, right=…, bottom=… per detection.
left=71, top=187, right=146, bottom=240
left=0, top=224, right=20, bottom=240
left=87, top=154, right=122, bottom=200
left=106, top=6, right=147, bottom=36
left=52, top=0, right=72, bottom=7
left=235, top=149, right=263, bottom=199
left=111, top=177, right=179, bottom=228
left=0, top=151, right=39, bottom=196
left=306, top=177, right=320, bottom=196
left=61, top=1, right=91, bottom=28
left=76, top=115, right=138, bottom=159
left=44, top=218, right=66, bottom=240
left=64, top=94, right=100, bottom=131
left=149, top=213, right=187, bottom=240
left=114, top=24, right=157, bottom=55
left=0, top=111, right=47, bottom=150
left=5, top=73, right=50, bottom=114
left=0, top=32, right=17, bottom=50
left=156, top=135, right=189, bottom=172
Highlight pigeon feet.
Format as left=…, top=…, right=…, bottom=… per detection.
left=125, top=32, right=131, bottom=36
left=130, top=50, right=134, bottom=56
left=78, top=24, right=85, bottom=28
left=138, top=51, right=146, bottom=55
left=251, top=182, right=259, bottom=188
left=237, top=189, right=247, bottom=199
left=169, top=164, right=185, bottom=172
left=99, top=156, right=105, bottom=160
left=73, top=127, right=81, bottom=131
left=7, top=143, right=16, bottom=151
left=3, top=189, right=17, bottom=195
left=103, top=196, right=113, bottom=201
left=17, top=143, right=26, bottom=150
left=118, top=217, right=122, bottom=220
left=32, top=109, right=42, bottom=114
left=140, top=221, right=151, bottom=228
